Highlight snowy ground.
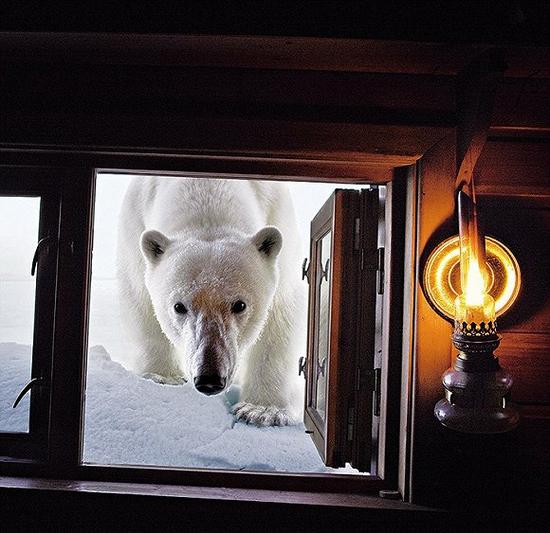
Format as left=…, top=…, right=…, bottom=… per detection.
left=0, top=342, right=358, bottom=474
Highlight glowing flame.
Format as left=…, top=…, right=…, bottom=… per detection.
left=464, top=255, right=486, bottom=307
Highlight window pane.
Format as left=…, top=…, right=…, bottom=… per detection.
left=0, top=197, right=40, bottom=433
left=314, top=231, right=331, bottom=420
left=83, top=173, right=364, bottom=474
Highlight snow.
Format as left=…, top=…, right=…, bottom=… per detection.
left=0, top=342, right=359, bottom=474
left=0, top=343, right=31, bottom=432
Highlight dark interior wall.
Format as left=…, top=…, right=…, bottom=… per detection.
left=0, top=26, right=548, bottom=521
left=1, top=1, right=549, bottom=44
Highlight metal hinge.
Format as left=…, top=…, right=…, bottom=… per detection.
left=353, top=217, right=361, bottom=250
left=355, top=367, right=382, bottom=415
left=373, top=367, right=382, bottom=416
left=347, top=406, right=355, bottom=441
left=376, top=247, right=385, bottom=294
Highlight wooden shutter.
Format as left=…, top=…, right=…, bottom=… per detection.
left=303, top=188, right=381, bottom=471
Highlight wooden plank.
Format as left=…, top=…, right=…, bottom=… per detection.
left=478, top=195, right=550, bottom=334
left=0, top=148, right=394, bottom=183
left=497, top=333, right=550, bottom=404
left=1, top=33, right=549, bottom=78
left=475, top=140, right=550, bottom=192
left=2, top=113, right=449, bottom=164
left=493, top=78, right=550, bottom=130
left=1, top=64, right=455, bottom=117
left=378, top=171, right=407, bottom=486
left=408, top=134, right=457, bottom=506
left=351, top=189, right=380, bottom=472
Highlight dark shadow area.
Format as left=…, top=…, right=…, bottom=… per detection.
left=1, top=1, right=549, bottom=45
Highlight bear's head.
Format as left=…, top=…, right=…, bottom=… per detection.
left=140, top=226, right=283, bottom=396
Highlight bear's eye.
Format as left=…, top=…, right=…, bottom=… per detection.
left=174, top=302, right=187, bottom=315
left=231, top=300, right=247, bottom=314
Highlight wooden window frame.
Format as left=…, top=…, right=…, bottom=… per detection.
left=0, top=149, right=407, bottom=497
left=0, top=169, right=61, bottom=460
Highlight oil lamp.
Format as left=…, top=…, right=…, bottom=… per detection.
left=432, top=190, right=520, bottom=433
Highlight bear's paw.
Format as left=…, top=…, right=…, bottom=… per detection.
left=232, top=402, right=293, bottom=427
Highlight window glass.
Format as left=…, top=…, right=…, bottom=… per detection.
left=0, top=196, right=40, bottom=433
left=314, top=231, right=331, bottom=420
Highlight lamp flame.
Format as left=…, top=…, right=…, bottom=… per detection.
left=464, top=254, right=486, bottom=307
left=455, top=188, right=497, bottom=329
left=457, top=189, right=489, bottom=303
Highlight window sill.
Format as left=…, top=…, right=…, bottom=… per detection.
left=1, top=476, right=442, bottom=521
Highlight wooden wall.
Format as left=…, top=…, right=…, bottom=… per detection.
left=407, top=135, right=550, bottom=513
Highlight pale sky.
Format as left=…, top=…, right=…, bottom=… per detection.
left=0, top=197, right=40, bottom=280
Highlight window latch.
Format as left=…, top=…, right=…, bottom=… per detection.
left=13, top=377, right=46, bottom=408
left=31, top=235, right=53, bottom=276
left=298, top=356, right=307, bottom=378
left=301, top=258, right=311, bottom=283
left=320, top=258, right=330, bottom=282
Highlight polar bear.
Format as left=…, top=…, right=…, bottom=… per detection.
left=117, top=176, right=306, bottom=426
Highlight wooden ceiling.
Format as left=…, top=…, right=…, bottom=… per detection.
left=1, top=32, right=548, bottom=172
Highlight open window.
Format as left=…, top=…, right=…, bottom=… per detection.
left=0, top=164, right=402, bottom=494
left=0, top=170, right=60, bottom=460
left=303, top=188, right=384, bottom=472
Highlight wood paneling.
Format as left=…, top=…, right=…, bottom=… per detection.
left=475, top=140, right=550, bottom=196
left=408, top=134, right=457, bottom=506
left=477, top=191, right=550, bottom=406
left=498, top=333, right=550, bottom=404
left=1, top=33, right=549, bottom=78
left=409, top=134, right=550, bottom=510
left=1, top=64, right=456, bottom=116
left=1, top=112, right=449, bottom=166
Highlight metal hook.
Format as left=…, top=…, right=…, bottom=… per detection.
left=321, top=258, right=330, bottom=282
left=298, top=356, right=307, bottom=378
left=31, top=236, right=52, bottom=276
left=13, top=377, right=45, bottom=408
left=301, top=258, right=311, bottom=282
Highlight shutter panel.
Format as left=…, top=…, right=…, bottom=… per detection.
left=303, top=188, right=381, bottom=471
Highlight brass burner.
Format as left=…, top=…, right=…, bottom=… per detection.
left=423, top=235, right=521, bottom=321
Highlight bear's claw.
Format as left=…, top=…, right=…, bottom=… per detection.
left=232, top=402, right=292, bottom=427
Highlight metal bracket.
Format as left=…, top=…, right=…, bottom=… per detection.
left=347, top=406, right=355, bottom=441
left=377, top=247, right=385, bottom=294
left=373, top=368, right=382, bottom=416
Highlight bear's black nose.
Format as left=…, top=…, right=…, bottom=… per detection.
left=194, top=374, right=227, bottom=395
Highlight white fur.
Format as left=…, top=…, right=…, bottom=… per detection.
left=117, top=177, right=306, bottom=426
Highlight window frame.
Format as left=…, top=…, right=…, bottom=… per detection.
left=0, top=169, right=62, bottom=461
left=0, top=151, right=406, bottom=497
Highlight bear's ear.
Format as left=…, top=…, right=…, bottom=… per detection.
left=252, top=226, right=283, bottom=259
left=140, top=230, right=171, bottom=264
